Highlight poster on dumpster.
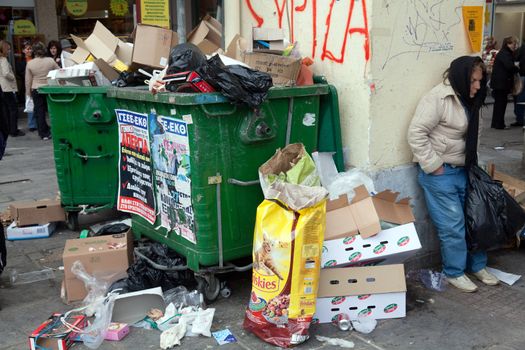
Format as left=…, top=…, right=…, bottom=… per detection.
left=116, top=109, right=156, bottom=224
left=149, top=113, right=196, bottom=244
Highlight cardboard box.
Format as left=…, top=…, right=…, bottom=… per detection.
left=105, top=322, right=130, bottom=341
left=6, top=221, right=56, bottom=240
left=29, top=313, right=87, bottom=350
left=325, top=185, right=415, bottom=241
left=314, top=265, right=406, bottom=322
left=132, top=24, right=179, bottom=69
left=9, top=199, right=65, bottom=227
left=225, top=34, right=248, bottom=61
left=62, top=231, right=133, bottom=302
left=243, top=52, right=301, bottom=86
left=187, top=15, right=222, bottom=54
left=322, top=222, right=421, bottom=267
left=71, top=21, right=132, bottom=71
left=251, top=27, right=285, bottom=51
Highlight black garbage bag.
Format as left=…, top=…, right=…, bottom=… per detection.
left=108, top=242, right=194, bottom=294
left=197, top=54, right=273, bottom=109
left=167, top=43, right=207, bottom=75
left=465, top=164, right=525, bottom=252
left=93, top=223, right=130, bottom=236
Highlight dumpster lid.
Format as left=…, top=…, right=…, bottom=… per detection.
left=39, top=85, right=110, bottom=94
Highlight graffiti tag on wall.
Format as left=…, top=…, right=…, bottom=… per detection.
left=245, top=0, right=370, bottom=64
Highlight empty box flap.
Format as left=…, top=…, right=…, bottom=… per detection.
left=351, top=185, right=370, bottom=203
left=373, top=190, right=399, bottom=202
left=318, top=264, right=407, bottom=297
left=350, top=195, right=381, bottom=238
left=85, top=21, right=118, bottom=62
left=325, top=207, right=358, bottom=241
left=70, top=35, right=91, bottom=63
left=326, top=195, right=349, bottom=211
left=116, top=40, right=133, bottom=66
left=372, top=193, right=415, bottom=225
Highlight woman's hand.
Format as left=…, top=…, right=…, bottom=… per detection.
left=431, top=165, right=445, bottom=175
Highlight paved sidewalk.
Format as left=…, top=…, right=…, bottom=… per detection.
left=0, top=107, right=524, bottom=350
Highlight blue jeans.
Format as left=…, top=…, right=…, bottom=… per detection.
left=27, top=112, right=36, bottom=129
left=514, top=76, right=525, bottom=124
left=418, top=164, right=487, bottom=277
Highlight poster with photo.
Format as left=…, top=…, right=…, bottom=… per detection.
left=116, top=109, right=156, bottom=224
left=149, top=114, right=196, bottom=244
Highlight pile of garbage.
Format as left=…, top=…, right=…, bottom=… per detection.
left=49, top=15, right=315, bottom=109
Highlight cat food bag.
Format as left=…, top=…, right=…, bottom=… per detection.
left=243, top=143, right=328, bottom=347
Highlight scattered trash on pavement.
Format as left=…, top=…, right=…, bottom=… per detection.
left=419, top=269, right=447, bottom=292
left=212, top=329, right=237, bottom=345
left=10, top=268, right=55, bottom=285
left=485, top=267, right=521, bottom=285
left=315, top=335, right=355, bottom=348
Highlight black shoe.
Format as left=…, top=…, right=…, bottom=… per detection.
left=10, top=130, right=25, bottom=137
left=510, top=122, right=524, bottom=127
left=28, top=128, right=37, bottom=132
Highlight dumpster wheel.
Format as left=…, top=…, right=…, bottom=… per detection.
left=195, top=274, right=220, bottom=303
left=66, top=211, right=79, bottom=231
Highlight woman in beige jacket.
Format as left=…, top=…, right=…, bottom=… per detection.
left=25, top=42, right=58, bottom=140
left=408, top=56, right=498, bottom=293
left=0, top=40, right=24, bottom=137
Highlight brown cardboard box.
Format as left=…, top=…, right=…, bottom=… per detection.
left=132, top=24, right=179, bottom=69
left=225, top=34, right=248, bottom=61
left=187, top=15, right=222, bottom=54
left=62, top=230, right=133, bottom=303
left=315, top=265, right=407, bottom=322
left=70, top=21, right=132, bottom=71
left=9, top=200, right=65, bottom=227
left=251, top=27, right=285, bottom=51
left=243, top=52, right=301, bottom=86
left=325, top=185, right=415, bottom=240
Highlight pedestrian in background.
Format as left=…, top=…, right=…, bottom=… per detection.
left=25, top=42, right=58, bottom=140
left=408, top=56, right=499, bottom=293
left=16, top=41, right=36, bottom=131
left=47, top=40, right=62, bottom=67
left=490, top=36, right=519, bottom=129
left=0, top=40, right=25, bottom=137
left=0, top=85, right=8, bottom=160
left=513, top=40, right=525, bottom=127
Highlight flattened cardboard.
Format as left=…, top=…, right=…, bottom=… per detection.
left=9, top=199, right=65, bottom=226
left=322, top=223, right=421, bottom=268
left=132, top=24, right=179, bottom=68
left=187, top=15, right=222, bottom=54
left=62, top=230, right=133, bottom=302
left=318, top=264, right=406, bottom=297
left=243, top=52, right=301, bottom=86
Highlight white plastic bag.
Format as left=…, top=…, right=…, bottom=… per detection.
left=24, top=96, right=34, bottom=113
left=327, top=168, right=375, bottom=201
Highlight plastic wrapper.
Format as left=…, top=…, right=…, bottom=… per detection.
left=465, top=164, right=525, bottom=252
left=327, top=168, right=375, bottom=201
left=166, top=43, right=207, bottom=75
left=197, top=54, right=273, bottom=109
left=24, top=96, right=34, bottom=113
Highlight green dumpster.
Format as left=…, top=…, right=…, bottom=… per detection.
left=109, top=84, right=330, bottom=299
left=40, top=86, right=118, bottom=229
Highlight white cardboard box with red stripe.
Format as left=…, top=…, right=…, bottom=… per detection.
left=314, top=264, right=406, bottom=323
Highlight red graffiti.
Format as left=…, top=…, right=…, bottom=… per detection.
left=274, top=0, right=287, bottom=28
left=245, top=0, right=264, bottom=27
left=321, top=0, right=370, bottom=63
left=245, top=0, right=370, bottom=63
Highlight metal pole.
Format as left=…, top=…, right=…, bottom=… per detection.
left=176, top=0, right=186, bottom=43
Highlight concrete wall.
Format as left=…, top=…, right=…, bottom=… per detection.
left=34, top=0, right=58, bottom=43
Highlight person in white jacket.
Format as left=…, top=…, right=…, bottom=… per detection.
left=407, top=56, right=499, bottom=293
left=0, top=40, right=24, bottom=137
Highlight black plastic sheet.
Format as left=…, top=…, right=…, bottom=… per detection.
left=167, top=43, right=207, bottom=75
left=198, top=54, right=273, bottom=109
